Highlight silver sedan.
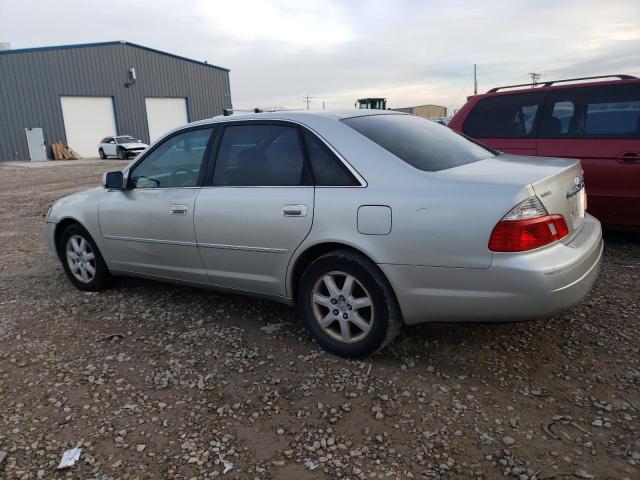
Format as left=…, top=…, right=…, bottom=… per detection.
left=44, top=110, right=603, bottom=357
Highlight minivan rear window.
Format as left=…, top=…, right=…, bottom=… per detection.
left=463, top=92, right=545, bottom=138
left=342, top=114, right=494, bottom=172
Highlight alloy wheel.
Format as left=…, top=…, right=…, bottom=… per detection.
left=65, top=234, right=96, bottom=283
left=311, top=271, right=374, bottom=343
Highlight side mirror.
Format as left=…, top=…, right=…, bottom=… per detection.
left=102, top=171, right=124, bottom=189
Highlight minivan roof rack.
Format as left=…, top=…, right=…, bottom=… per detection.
left=487, top=74, right=637, bottom=93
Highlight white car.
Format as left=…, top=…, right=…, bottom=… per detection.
left=98, top=135, right=148, bottom=159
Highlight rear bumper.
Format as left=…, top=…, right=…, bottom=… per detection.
left=381, top=214, right=603, bottom=325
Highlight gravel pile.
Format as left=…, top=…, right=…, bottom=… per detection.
left=0, top=161, right=638, bottom=479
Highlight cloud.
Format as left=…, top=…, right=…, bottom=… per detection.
left=1, top=0, right=638, bottom=112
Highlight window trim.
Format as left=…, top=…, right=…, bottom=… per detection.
left=462, top=91, right=547, bottom=139
left=124, top=124, right=217, bottom=190
left=301, top=128, right=360, bottom=187
left=202, top=119, right=367, bottom=188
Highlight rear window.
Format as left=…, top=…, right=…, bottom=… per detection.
left=342, top=114, right=494, bottom=172
left=463, top=92, right=545, bottom=138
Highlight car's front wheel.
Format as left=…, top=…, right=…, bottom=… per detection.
left=298, top=250, right=402, bottom=357
left=58, top=224, right=110, bottom=291
left=98, top=148, right=106, bottom=159
left=117, top=147, right=126, bottom=160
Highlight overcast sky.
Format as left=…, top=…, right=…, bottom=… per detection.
left=1, top=0, right=639, bottom=113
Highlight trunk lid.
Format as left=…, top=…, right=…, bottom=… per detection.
left=434, top=153, right=586, bottom=233
left=530, top=158, right=586, bottom=233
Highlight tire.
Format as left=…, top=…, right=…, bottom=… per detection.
left=117, top=147, right=126, bottom=160
left=297, top=249, right=402, bottom=358
left=98, top=148, right=106, bottom=159
left=58, top=224, right=110, bottom=291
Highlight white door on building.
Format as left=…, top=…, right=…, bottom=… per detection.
left=60, top=96, right=117, bottom=158
left=25, top=127, right=48, bottom=161
left=145, top=97, right=188, bottom=143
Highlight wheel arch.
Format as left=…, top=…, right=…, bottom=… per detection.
left=288, top=241, right=394, bottom=306
left=54, top=217, right=90, bottom=260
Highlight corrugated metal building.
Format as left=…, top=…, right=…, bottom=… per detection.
left=0, top=41, right=231, bottom=160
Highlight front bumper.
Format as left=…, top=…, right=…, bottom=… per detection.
left=381, top=214, right=603, bottom=325
left=43, top=222, right=60, bottom=262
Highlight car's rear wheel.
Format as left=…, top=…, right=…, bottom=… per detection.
left=117, top=147, right=126, bottom=160
left=98, top=148, right=106, bottom=159
left=298, top=249, right=402, bottom=357
left=58, top=224, right=110, bottom=291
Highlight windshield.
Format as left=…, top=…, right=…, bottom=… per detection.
left=115, top=136, right=137, bottom=144
left=342, top=114, right=494, bottom=172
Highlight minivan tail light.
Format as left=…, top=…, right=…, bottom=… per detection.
left=489, top=197, right=569, bottom=252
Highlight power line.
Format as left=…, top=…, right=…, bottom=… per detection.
left=477, top=65, right=496, bottom=86
left=447, top=70, right=474, bottom=110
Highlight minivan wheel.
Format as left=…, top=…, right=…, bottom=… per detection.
left=298, top=250, right=402, bottom=357
left=59, top=224, right=110, bottom=291
left=98, top=148, right=106, bottom=159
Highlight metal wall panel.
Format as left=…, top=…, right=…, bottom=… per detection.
left=0, top=42, right=231, bottom=159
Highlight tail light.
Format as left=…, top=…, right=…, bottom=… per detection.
left=489, top=197, right=569, bottom=252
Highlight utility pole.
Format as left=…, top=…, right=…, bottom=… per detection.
left=529, top=72, right=542, bottom=86
left=473, top=64, right=478, bottom=95
left=302, top=95, right=315, bottom=110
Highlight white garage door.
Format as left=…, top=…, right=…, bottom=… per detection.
left=60, top=96, right=117, bottom=158
left=145, top=97, right=188, bottom=143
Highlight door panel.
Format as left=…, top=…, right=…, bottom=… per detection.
left=195, top=122, right=315, bottom=297
left=98, top=126, right=214, bottom=282
left=537, top=139, right=640, bottom=226
left=106, top=141, right=117, bottom=156
left=25, top=127, right=47, bottom=161
left=99, top=188, right=206, bottom=283
left=194, top=187, right=314, bottom=296
left=538, top=83, right=640, bottom=226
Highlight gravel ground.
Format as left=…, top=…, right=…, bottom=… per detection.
left=0, top=161, right=638, bottom=480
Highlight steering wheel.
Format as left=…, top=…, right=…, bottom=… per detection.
left=170, top=168, right=197, bottom=187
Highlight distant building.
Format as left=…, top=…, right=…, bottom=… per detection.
left=392, top=104, right=447, bottom=119
left=0, top=41, right=231, bottom=160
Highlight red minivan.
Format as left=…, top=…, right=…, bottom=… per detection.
left=448, top=75, right=640, bottom=227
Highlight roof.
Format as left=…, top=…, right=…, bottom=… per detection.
left=197, top=109, right=405, bottom=125
left=0, top=40, right=229, bottom=72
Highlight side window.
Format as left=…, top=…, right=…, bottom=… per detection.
left=212, top=124, right=311, bottom=186
left=129, top=128, right=212, bottom=188
left=108, top=139, right=116, bottom=144
left=540, top=84, right=640, bottom=139
left=303, top=131, right=358, bottom=186
left=546, top=101, right=574, bottom=135
left=463, top=92, right=545, bottom=138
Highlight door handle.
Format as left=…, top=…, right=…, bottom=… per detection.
left=282, top=204, right=308, bottom=217
left=170, top=204, right=188, bottom=215
left=616, top=152, right=640, bottom=164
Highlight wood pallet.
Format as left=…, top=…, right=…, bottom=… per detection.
left=52, top=140, right=80, bottom=160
